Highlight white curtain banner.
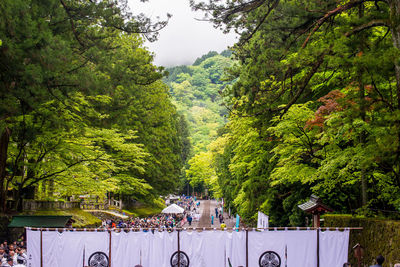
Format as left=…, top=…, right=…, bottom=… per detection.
left=42, top=230, right=109, bottom=267
left=286, top=230, right=317, bottom=267
left=111, top=231, right=150, bottom=266
left=27, top=228, right=349, bottom=267
left=147, top=230, right=177, bottom=267
left=320, top=229, right=350, bottom=267
left=180, top=230, right=226, bottom=267
left=26, top=229, right=41, bottom=267
left=249, top=230, right=286, bottom=267
left=257, top=211, right=269, bottom=229
left=225, top=230, right=246, bottom=267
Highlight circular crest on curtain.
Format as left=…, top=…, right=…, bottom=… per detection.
left=170, top=250, right=190, bottom=267
left=259, top=251, right=281, bottom=267
left=88, top=251, right=109, bottom=267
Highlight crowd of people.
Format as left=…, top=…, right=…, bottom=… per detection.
left=101, top=213, right=182, bottom=230
left=100, top=196, right=200, bottom=230
left=0, top=238, right=27, bottom=267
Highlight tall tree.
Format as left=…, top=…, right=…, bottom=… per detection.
left=0, top=0, right=180, bottom=212
left=189, top=0, right=400, bottom=224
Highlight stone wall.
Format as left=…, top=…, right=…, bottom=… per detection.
left=23, top=200, right=80, bottom=211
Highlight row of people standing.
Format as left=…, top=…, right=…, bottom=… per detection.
left=0, top=239, right=27, bottom=267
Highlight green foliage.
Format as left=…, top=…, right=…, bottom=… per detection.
left=193, top=51, right=219, bottom=66
left=188, top=0, right=400, bottom=227
left=164, top=51, right=235, bottom=195
left=165, top=51, right=233, bottom=153
left=0, top=0, right=187, bottom=212
left=124, top=199, right=165, bottom=218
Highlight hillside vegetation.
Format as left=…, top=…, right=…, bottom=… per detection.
left=164, top=51, right=234, bottom=192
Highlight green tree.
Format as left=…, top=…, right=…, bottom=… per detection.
left=0, top=0, right=183, bottom=212
left=188, top=0, right=400, bottom=224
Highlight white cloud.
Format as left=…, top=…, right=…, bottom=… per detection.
left=128, top=0, right=238, bottom=67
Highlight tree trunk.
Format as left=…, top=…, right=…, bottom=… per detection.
left=48, top=179, right=54, bottom=198
left=358, top=4, right=368, bottom=206
left=15, top=184, right=23, bottom=212
left=0, top=127, right=11, bottom=213
left=388, top=0, right=400, bottom=179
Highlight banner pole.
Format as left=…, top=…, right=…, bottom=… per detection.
left=317, top=228, right=320, bottom=267
left=246, top=229, right=249, bottom=267
left=40, top=229, right=43, bottom=267
left=108, top=230, right=112, bottom=267
left=178, top=230, right=181, bottom=267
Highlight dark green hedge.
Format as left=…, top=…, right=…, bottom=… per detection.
left=0, top=216, right=11, bottom=241
left=324, top=215, right=400, bottom=266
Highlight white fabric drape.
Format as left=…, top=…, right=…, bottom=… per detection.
left=286, top=230, right=317, bottom=267
left=147, top=230, right=177, bottom=267
left=111, top=231, right=150, bottom=266
left=27, top=228, right=350, bottom=267
left=320, top=229, right=350, bottom=267
left=249, top=230, right=286, bottom=267
left=26, top=229, right=41, bottom=267
left=257, top=211, right=269, bottom=229
left=225, top=230, right=246, bottom=267
left=180, top=230, right=226, bottom=267
left=41, top=230, right=109, bottom=267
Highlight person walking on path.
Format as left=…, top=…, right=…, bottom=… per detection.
left=215, top=207, right=218, bottom=218
left=221, top=221, right=226, bottom=230
left=187, top=215, right=192, bottom=226
left=211, top=215, right=214, bottom=225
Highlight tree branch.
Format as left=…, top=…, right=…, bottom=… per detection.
left=277, top=52, right=326, bottom=115
left=239, top=0, right=280, bottom=45
left=59, top=0, right=85, bottom=48
left=345, top=19, right=388, bottom=37
left=302, top=0, right=367, bottom=48
left=25, top=153, right=106, bottom=188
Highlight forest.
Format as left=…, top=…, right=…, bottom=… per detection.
left=184, top=0, right=400, bottom=226
left=0, top=0, right=190, bottom=212
left=164, top=50, right=234, bottom=193
left=1, top=0, right=400, bottom=229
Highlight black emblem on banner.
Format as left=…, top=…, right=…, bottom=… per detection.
left=170, top=251, right=190, bottom=267
left=88, top=251, right=109, bottom=267
left=259, top=251, right=281, bottom=267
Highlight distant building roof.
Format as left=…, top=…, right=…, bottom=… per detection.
left=9, top=215, right=73, bottom=228
left=298, top=195, right=333, bottom=214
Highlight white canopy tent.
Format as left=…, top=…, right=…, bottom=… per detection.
left=162, top=204, right=184, bottom=214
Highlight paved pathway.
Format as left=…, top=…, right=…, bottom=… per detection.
left=183, top=200, right=235, bottom=228
left=197, top=200, right=210, bottom=227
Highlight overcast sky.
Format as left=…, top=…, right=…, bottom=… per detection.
left=128, top=0, right=238, bottom=67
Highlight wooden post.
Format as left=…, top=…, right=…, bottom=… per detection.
left=82, top=246, right=85, bottom=267
left=317, top=228, right=320, bottom=267
left=285, top=245, right=288, bottom=267
left=178, top=230, right=181, bottom=267
left=40, top=229, right=43, bottom=267
left=313, top=213, right=320, bottom=228
left=108, top=230, right=112, bottom=267
left=353, top=243, right=364, bottom=267
left=246, top=229, right=249, bottom=267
